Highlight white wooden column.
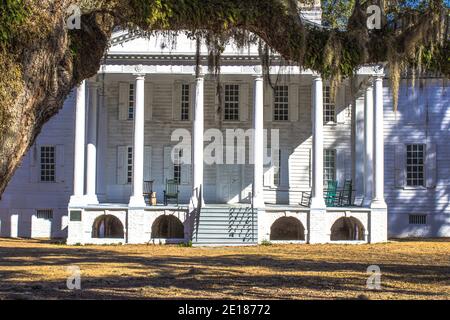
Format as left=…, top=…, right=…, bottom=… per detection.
left=310, top=75, right=326, bottom=209
left=252, top=67, right=265, bottom=208
left=371, top=75, right=387, bottom=208
left=69, top=80, right=87, bottom=206
left=97, top=88, right=108, bottom=201
left=363, top=81, right=374, bottom=206
left=129, top=73, right=146, bottom=207
left=85, top=82, right=99, bottom=204
left=191, top=68, right=205, bottom=208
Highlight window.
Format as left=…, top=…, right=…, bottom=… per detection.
left=40, top=146, right=56, bottom=182
left=128, top=83, right=135, bottom=120
left=324, top=149, right=336, bottom=184
left=323, top=86, right=336, bottom=123
left=127, top=147, right=133, bottom=184
left=224, top=84, right=240, bottom=121
left=406, top=144, right=425, bottom=187
left=409, top=214, right=427, bottom=225
left=173, top=149, right=182, bottom=184
left=274, top=85, right=289, bottom=121
left=37, top=209, right=53, bottom=220
left=273, top=149, right=281, bottom=186
left=181, top=84, right=190, bottom=121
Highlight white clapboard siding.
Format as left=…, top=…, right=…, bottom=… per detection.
left=240, top=83, right=249, bottom=122
left=117, top=146, right=128, bottom=185
left=426, top=143, right=437, bottom=188
left=118, top=82, right=129, bottom=121
left=289, top=84, right=299, bottom=122
left=144, top=146, right=152, bottom=181
left=145, top=82, right=154, bottom=121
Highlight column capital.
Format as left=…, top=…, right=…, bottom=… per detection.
left=312, top=73, right=322, bottom=81
left=86, top=81, right=100, bottom=89
left=253, top=66, right=263, bottom=79
left=194, top=65, right=205, bottom=79
left=133, top=73, right=146, bottom=80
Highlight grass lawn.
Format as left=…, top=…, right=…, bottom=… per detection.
left=0, top=238, right=448, bottom=300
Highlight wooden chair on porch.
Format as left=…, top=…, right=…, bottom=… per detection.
left=164, top=179, right=179, bottom=206
left=299, top=180, right=339, bottom=207
left=324, top=180, right=339, bottom=207
left=338, top=179, right=353, bottom=207
left=143, top=180, right=154, bottom=206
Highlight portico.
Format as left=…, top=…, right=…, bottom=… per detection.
left=67, top=33, right=387, bottom=245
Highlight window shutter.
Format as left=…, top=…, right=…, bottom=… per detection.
left=118, top=82, right=129, bottom=121
left=29, top=145, right=38, bottom=183
left=281, top=148, right=290, bottom=187
left=163, top=146, right=174, bottom=182
left=336, top=85, right=346, bottom=124
left=264, top=85, right=273, bottom=122
left=240, top=83, right=249, bottom=122
left=289, top=84, right=299, bottom=122
left=190, top=82, right=196, bottom=121
left=117, top=146, right=128, bottom=185
left=426, top=143, right=437, bottom=188
left=395, top=144, right=406, bottom=188
left=264, top=167, right=273, bottom=187
left=144, top=146, right=152, bottom=181
left=144, top=82, right=154, bottom=121
left=336, top=148, right=345, bottom=187
left=56, top=145, right=65, bottom=183
left=181, top=163, right=192, bottom=185
left=309, top=148, right=312, bottom=188
left=172, top=81, right=182, bottom=121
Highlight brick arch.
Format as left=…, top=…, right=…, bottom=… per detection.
left=92, top=215, right=124, bottom=239
left=151, top=215, right=184, bottom=239
left=330, top=217, right=365, bottom=241
left=270, top=217, right=305, bottom=241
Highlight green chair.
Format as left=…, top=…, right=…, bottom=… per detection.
left=339, top=179, right=353, bottom=207
left=164, top=179, right=180, bottom=206
left=324, top=180, right=338, bottom=207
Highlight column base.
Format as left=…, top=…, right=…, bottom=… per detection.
left=369, top=207, right=388, bottom=243
left=128, top=195, right=146, bottom=208
left=370, top=199, right=387, bottom=209
left=257, top=209, right=269, bottom=243
left=308, top=207, right=328, bottom=244
left=310, top=197, right=326, bottom=209
left=69, top=195, right=87, bottom=207
left=84, top=194, right=99, bottom=205
left=252, top=196, right=265, bottom=209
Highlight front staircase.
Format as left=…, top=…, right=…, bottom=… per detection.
left=192, top=205, right=258, bottom=246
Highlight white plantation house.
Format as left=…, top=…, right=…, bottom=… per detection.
left=0, top=5, right=449, bottom=245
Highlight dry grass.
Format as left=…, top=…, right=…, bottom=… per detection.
left=0, top=238, right=449, bottom=300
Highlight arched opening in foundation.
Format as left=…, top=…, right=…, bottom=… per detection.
left=270, top=217, right=305, bottom=241
left=92, top=215, right=124, bottom=239
left=330, top=217, right=365, bottom=241
left=151, top=215, right=184, bottom=239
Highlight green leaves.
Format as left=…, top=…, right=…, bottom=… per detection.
left=0, top=0, right=29, bottom=47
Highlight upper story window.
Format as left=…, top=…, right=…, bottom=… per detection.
left=224, top=84, right=240, bottom=121
left=324, top=149, right=336, bottom=185
left=128, top=83, right=135, bottom=120
left=40, top=146, right=56, bottom=182
left=406, top=144, right=425, bottom=187
left=127, top=146, right=133, bottom=184
left=274, top=85, right=289, bottom=121
left=181, top=84, right=190, bottom=121
left=323, top=86, right=336, bottom=124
